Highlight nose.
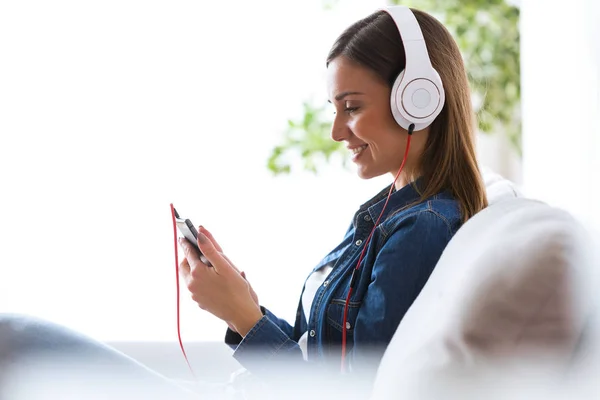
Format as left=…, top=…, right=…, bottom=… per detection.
left=330, top=114, right=352, bottom=143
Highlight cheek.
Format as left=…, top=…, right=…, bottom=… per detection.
left=351, top=115, right=397, bottom=146
left=349, top=114, right=379, bottom=139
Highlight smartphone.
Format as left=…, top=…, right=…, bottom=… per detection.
left=173, top=206, right=211, bottom=266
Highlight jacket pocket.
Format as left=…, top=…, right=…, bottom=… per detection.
left=326, top=298, right=362, bottom=334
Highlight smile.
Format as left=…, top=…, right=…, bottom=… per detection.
left=350, top=144, right=368, bottom=162
left=350, top=145, right=368, bottom=155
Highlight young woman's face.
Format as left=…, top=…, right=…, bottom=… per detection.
left=327, top=56, right=419, bottom=180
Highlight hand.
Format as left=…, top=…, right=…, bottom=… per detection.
left=186, top=227, right=259, bottom=332
left=192, top=227, right=259, bottom=306
left=179, top=226, right=263, bottom=337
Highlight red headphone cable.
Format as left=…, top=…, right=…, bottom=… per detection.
left=170, top=203, right=196, bottom=379
left=340, top=125, right=414, bottom=372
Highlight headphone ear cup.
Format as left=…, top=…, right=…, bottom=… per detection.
left=390, top=69, right=445, bottom=132
left=390, top=70, right=412, bottom=130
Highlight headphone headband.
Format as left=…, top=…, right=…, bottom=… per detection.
left=381, top=6, right=445, bottom=131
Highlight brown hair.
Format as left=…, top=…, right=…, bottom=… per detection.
left=327, top=9, right=488, bottom=222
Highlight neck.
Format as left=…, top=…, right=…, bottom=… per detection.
left=392, top=174, right=410, bottom=191
left=391, top=164, right=418, bottom=191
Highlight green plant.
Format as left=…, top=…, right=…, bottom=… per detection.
left=266, top=101, right=346, bottom=175
left=267, top=0, right=520, bottom=175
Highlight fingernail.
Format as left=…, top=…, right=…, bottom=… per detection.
left=198, top=231, right=209, bottom=244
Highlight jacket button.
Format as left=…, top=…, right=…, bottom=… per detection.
left=346, top=322, right=351, bottom=329
left=309, top=330, right=316, bottom=337
left=323, top=280, right=329, bottom=287
left=364, top=215, right=371, bottom=221
left=355, top=239, right=363, bottom=246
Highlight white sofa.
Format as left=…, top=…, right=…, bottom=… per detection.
left=371, top=170, right=600, bottom=399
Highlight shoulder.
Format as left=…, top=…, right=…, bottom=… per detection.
left=381, top=191, right=462, bottom=240
left=369, top=193, right=462, bottom=281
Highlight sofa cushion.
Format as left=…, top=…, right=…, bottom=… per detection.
left=481, top=165, right=522, bottom=205
left=371, top=198, right=597, bottom=399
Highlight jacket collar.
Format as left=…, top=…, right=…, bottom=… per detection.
left=357, top=178, right=425, bottom=224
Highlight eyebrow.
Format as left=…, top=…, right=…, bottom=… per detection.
left=328, top=91, right=365, bottom=103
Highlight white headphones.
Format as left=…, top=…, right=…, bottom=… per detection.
left=382, top=6, right=445, bottom=132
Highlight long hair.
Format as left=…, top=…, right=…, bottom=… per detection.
left=327, top=9, right=488, bottom=222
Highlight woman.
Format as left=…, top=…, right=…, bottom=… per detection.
left=179, top=5, right=486, bottom=379
left=0, top=6, right=487, bottom=398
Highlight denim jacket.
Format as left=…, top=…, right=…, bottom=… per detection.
left=225, top=180, right=463, bottom=382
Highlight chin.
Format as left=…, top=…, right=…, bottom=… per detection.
left=356, top=167, right=382, bottom=180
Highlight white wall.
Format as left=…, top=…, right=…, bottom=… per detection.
left=520, top=0, right=600, bottom=229
left=477, top=131, right=522, bottom=185
left=0, top=0, right=388, bottom=343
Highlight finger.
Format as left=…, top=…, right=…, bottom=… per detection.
left=198, top=226, right=223, bottom=253
left=179, top=258, right=191, bottom=275
left=222, top=253, right=241, bottom=274
left=196, top=230, right=231, bottom=274
left=179, top=259, right=191, bottom=284
left=178, top=238, right=205, bottom=270
left=197, top=226, right=238, bottom=272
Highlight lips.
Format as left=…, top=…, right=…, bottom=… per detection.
left=348, top=144, right=367, bottom=155
left=348, top=144, right=368, bottom=155
left=348, top=144, right=368, bottom=162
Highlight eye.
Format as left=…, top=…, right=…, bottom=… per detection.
left=343, top=101, right=360, bottom=114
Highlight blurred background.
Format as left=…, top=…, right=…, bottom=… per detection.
left=0, top=0, right=597, bottom=365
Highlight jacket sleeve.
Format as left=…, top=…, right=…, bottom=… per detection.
left=232, top=211, right=454, bottom=382
left=224, top=306, right=296, bottom=350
